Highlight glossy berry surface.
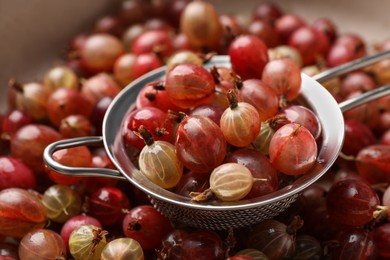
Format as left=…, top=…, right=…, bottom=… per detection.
left=239, top=79, right=279, bottom=121
left=220, top=91, right=261, bottom=147
left=68, top=224, right=108, bottom=260
left=332, top=229, right=377, bottom=259
left=0, top=188, right=47, bottom=238
left=139, top=138, right=183, bottom=189
left=326, top=179, right=380, bottom=226
left=41, top=184, right=82, bottom=223
left=0, top=156, right=36, bottom=190
left=165, top=63, right=216, bottom=109
left=208, top=163, right=254, bottom=202
left=88, top=186, right=130, bottom=226
left=122, top=106, right=172, bottom=151
left=269, top=123, right=318, bottom=175
left=18, top=229, right=66, bottom=260
left=246, top=217, right=303, bottom=259
left=228, top=35, right=269, bottom=80
left=122, top=205, right=172, bottom=250
left=175, top=115, right=227, bottom=173
left=373, top=223, right=390, bottom=259
left=261, top=57, right=302, bottom=101
left=10, top=124, right=62, bottom=173
left=160, top=228, right=225, bottom=260
left=60, top=214, right=102, bottom=252
left=356, top=145, right=390, bottom=184
left=100, top=237, right=144, bottom=260
left=224, top=148, right=278, bottom=198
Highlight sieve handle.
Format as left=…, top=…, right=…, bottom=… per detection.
left=313, top=49, right=390, bottom=83
left=43, top=136, right=126, bottom=180
left=338, top=84, right=390, bottom=112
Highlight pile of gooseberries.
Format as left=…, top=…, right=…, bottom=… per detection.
left=123, top=56, right=320, bottom=204
left=0, top=0, right=390, bottom=259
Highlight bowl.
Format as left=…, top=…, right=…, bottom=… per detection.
left=43, top=55, right=347, bottom=230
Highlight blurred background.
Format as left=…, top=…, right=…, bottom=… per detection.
left=1, top=0, right=390, bottom=112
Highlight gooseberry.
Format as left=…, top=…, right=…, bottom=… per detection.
left=100, top=237, right=144, bottom=260
left=269, top=123, right=317, bottom=175
left=0, top=188, right=47, bottom=238
left=174, top=114, right=226, bottom=173
left=18, top=229, right=66, bottom=260
left=191, top=163, right=254, bottom=202
left=220, top=90, right=261, bottom=147
left=164, top=63, right=215, bottom=109
left=326, top=178, right=380, bottom=226
left=68, top=224, right=108, bottom=260
left=122, top=205, right=172, bottom=250
left=228, top=35, right=269, bottom=80
left=41, top=184, right=82, bottom=223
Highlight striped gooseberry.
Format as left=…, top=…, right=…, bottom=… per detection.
left=191, top=163, right=254, bottom=202
left=100, top=237, right=144, bottom=260
left=138, top=126, right=183, bottom=189
left=68, top=224, right=108, bottom=260
left=220, top=89, right=261, bottom=147
left=41, top=184, right=82, bottom=223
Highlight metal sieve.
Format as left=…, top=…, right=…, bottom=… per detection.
left=43, top=54, right=390, bottom=230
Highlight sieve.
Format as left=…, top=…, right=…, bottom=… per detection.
left=43, top=53, right=390, bottom=230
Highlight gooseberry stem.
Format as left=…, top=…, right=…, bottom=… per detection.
left=8, top=78, right=24, bottom=92
left=231, top=72, right=243, bottom=89
left=122, top=208, right=131, bottom=214
left=253, top=178, right=269, bottom=182
left=91, top=228, right=109, bottom=253
left=224, top=228, right=236, bottom=258
left=127, top=220, right=142, bottom=231
left=190, top=189, right=214, bottom=202
left=293, top=124, right=302, bottom=134
left=144, top=91, right=157, bottom=101
left=134, top=125, right=154, bottom=146
left=168, top=110, right=187, bottom=123
left=155, top=127, right=169, bottom=137
left=286, top=215, right=304, bottom=235
left=226, top=89, right=239, bottom=109
left=153, top=80, right=165, bottom=91
left=210, top=66, right=221, bottom=84
left=338, top=152, right=356, bottom=161
left=373, top=205, right=389, bottom=219
left=278, top=94, right=288, bottom=109
left=365, top=205, right=389, bottom=230
left=267, top=114, right=289, bottom=130
left=198, top=51, right=217, bottom=63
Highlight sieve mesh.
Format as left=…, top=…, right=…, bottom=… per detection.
left=149, top=193, right=300, bottom=230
